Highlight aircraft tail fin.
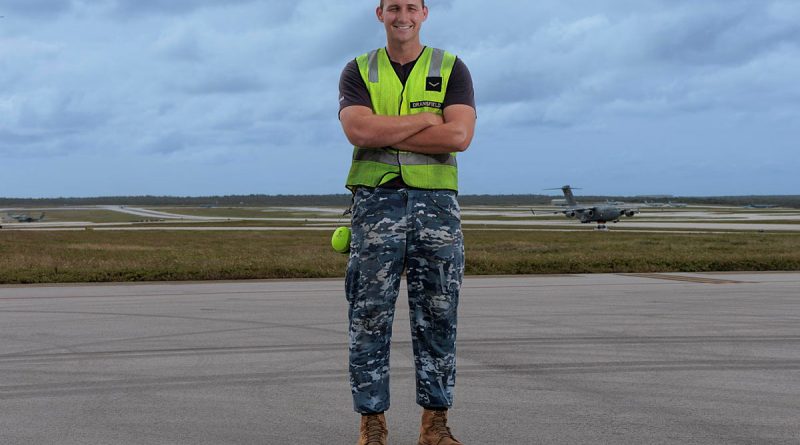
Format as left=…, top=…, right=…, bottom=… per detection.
left=561, top=185, right=578, bottom=207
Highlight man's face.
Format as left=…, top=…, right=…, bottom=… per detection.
left=376, top=0, right=428, bottom=45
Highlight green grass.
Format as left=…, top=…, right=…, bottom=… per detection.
left=1, top=230, right=799, bottom=284
left=464, top=231, right=800, bottom=275
left=15, top=210, right=144, bottom=223
left=0, top=230, right=346, bottom=284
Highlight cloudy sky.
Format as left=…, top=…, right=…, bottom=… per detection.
left=1, top=0, right=798, bottom=198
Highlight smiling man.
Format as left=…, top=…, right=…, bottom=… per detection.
left=338, top=1, right=476, bottom=444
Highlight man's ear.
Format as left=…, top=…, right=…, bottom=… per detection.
left=376, top=6, right=384, bottom=23
left=422, top=6, right=428, bottom=21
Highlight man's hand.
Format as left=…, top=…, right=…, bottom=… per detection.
left=423, top=112, right=445, bottom=127
left=394, top=105, right=475, bottom=154
left=340, top=104, right=473, bottom=154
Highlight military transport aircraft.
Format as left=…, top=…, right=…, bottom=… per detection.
left=533, top=186, right=639, bottom=230
left=4, top=212, right=45, bottom=222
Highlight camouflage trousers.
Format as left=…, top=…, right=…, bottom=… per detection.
left=345, top=187, right=464, bottom=414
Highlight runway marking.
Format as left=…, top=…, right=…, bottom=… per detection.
left=623, top=273, right=753, bottom=284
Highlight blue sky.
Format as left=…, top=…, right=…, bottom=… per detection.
left=1, top=0, right=798, bottom=198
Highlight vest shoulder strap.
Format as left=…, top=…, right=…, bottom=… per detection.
left=358, top=47, right=453, bottom=84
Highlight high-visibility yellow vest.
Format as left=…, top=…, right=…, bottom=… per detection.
left=345, top=47, right=458, bottom=191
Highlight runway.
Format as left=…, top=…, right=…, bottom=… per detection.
left=3, top=206, right=800, bottom=233
left=1, top=273, right=798, bottom=444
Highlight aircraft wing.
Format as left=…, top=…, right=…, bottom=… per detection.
left=531, top=206, right=596, bottom=216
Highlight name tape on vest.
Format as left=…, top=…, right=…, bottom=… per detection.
left=410, top=101, right=443, bottom=110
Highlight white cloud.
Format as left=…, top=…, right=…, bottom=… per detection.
left=0, top=0, right=798, bottom=196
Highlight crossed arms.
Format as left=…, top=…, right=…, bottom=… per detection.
left=339, top=105, right=476, bottom=154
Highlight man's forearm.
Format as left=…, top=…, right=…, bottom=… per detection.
left=393, top=121, right=471, bottom=154
left=344, top=112, right=442, bottom=148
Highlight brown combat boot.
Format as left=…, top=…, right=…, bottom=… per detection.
left=357, top=412, right=388, bottom=445
left=418, top=409, right=463, bottom=445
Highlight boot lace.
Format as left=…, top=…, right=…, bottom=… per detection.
left=362, top=415, right=386, bottom=445
left=431, top=411, right=454, bottom=440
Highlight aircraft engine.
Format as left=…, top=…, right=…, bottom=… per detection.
left=566, top=211, right=576, bottom=218
left=585, top=209, right=594, bottom=218
left=624, top=210, right=636, bottom=217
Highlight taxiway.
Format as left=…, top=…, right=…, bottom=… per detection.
left=0, top=273, right=798, bottom=444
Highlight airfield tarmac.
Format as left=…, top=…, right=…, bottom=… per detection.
left=1, top=273, right=798, bottom=444
left=2, top=205, right=800, bottom=233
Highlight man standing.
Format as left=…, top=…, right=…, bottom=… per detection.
left=338, top=1, right=476, bottom=444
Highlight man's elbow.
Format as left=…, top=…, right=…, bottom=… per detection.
left=453, top=139, right=470, bottom=152
left=344, top=127, right=374, bottom=148
left=345, top=133, right=365, bottom=147
left=452, top=129, right=472, bottom=152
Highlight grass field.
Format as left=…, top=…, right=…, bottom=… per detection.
left=6, top=209, right=144, bottom=223
left=464, top=230, right=800, bottom=274
left=0, top=230, right=343, bottom=284
left=1, top=229, right=798, bottom=284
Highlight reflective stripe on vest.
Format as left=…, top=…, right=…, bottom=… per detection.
left=368, top=49, right=380, bottom=83
left=353, top=147, right=457, bottom=167
left=345, top=47, right=458, bottom=191
left=366, top=48, right=445, bottom=83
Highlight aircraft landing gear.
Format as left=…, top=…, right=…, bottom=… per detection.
left=595, top=223, right=609, bottom=231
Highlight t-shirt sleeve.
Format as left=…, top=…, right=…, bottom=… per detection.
left=443, top=57, right=475, bottom=111
left=339, top=59, right=372, bottom=117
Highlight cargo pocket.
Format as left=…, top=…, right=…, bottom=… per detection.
left=344, top=261, right=360, bottom=304
left=428, top=192, right=460, bottom=223
left=351, top=188, right=387, bottom=227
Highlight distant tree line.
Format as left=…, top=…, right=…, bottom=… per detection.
left=0, top=194, right=355, bottom=207
left=1, top=194, right=798, bottom=208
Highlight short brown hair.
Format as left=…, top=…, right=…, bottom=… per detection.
left=380, top=0, right=426, bottom=9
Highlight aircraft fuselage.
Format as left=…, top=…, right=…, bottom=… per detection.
left=569, top=206, right=625, bottom=224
